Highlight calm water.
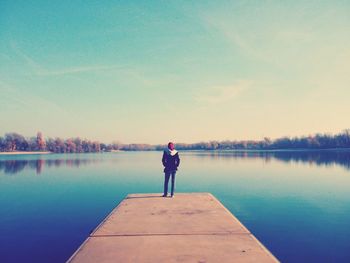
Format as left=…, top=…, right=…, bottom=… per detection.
left=1, top=151, right=350, bottom=263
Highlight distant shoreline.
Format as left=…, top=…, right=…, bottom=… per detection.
left=1, top=148, right=350, bottom=155
left=187, top=148, right=350, bottom=152
left=0, top=151, right=52, bottom=155
left=2, top=130, right=350, bottom=153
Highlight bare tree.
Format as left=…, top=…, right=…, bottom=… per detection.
left=36, top=132, right=46, bottom=151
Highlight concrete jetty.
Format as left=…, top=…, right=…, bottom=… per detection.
left=67, top=193, right=279, bottom=262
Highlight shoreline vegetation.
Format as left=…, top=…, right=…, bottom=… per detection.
left=1, top=149, right=350, bottom=156
left=0, top=130, right=350, bottom=154
left=0, top=151, right=51, bottom=155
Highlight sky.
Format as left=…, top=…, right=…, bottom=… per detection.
left=0, top=0, right=349, bottom=144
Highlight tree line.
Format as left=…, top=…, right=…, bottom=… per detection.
left=0, top=132, right=106, bottom=153
left=0, top=130, right=350, bottom=153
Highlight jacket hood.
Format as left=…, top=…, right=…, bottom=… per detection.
left=165, top=148, right=178, bottom=156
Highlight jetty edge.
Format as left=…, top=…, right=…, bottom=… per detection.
left=67, top=192, right=279, bottom=263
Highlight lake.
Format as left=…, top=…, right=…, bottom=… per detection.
left=1, top=151, right=350, bottom=262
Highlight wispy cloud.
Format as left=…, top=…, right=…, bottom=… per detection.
left=0, top=53, right=11, bottom=62
left=195, top=80, right=252, bottom=104
left=0, top=80, right=67, bottom=113
left=200, top=15, right=273, bottom=63
left=10, top=42, right=44, bottom=74
left=10, top=42, right=118, bottom=76
left=36, top=65, right=120, bottom=76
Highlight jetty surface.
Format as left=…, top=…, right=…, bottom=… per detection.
left=67, top=193, right=278, bottom=262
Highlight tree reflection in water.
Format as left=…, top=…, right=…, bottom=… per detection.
left=184, top=150, right=350, bottom=171
left=1, top=150, right=350, bottom=175
left=0, top=158, right=103, bottom=175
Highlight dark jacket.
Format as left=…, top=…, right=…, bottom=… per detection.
left=162, top=149, right=180, bottom=172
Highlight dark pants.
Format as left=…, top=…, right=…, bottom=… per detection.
left=163, top=170, right=176, bottom=196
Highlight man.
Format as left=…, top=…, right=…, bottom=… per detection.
left=162, top=142, right=180, bottom=197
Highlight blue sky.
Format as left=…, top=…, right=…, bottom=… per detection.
left=1, top=1, right=349, bottom=144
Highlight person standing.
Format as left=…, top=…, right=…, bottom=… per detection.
left=162, top=142, right=180, bottom=197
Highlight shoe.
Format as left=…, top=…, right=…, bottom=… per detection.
left=162, top=194, right=167, bottom=197
left=170, top=194, right=174, bottom=198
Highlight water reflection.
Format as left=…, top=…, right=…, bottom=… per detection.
left=0, top=158, right=103, bottom=175
left=1, top=150, right=350, bottom=175
left=186, top=150, right=350, bottom=170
